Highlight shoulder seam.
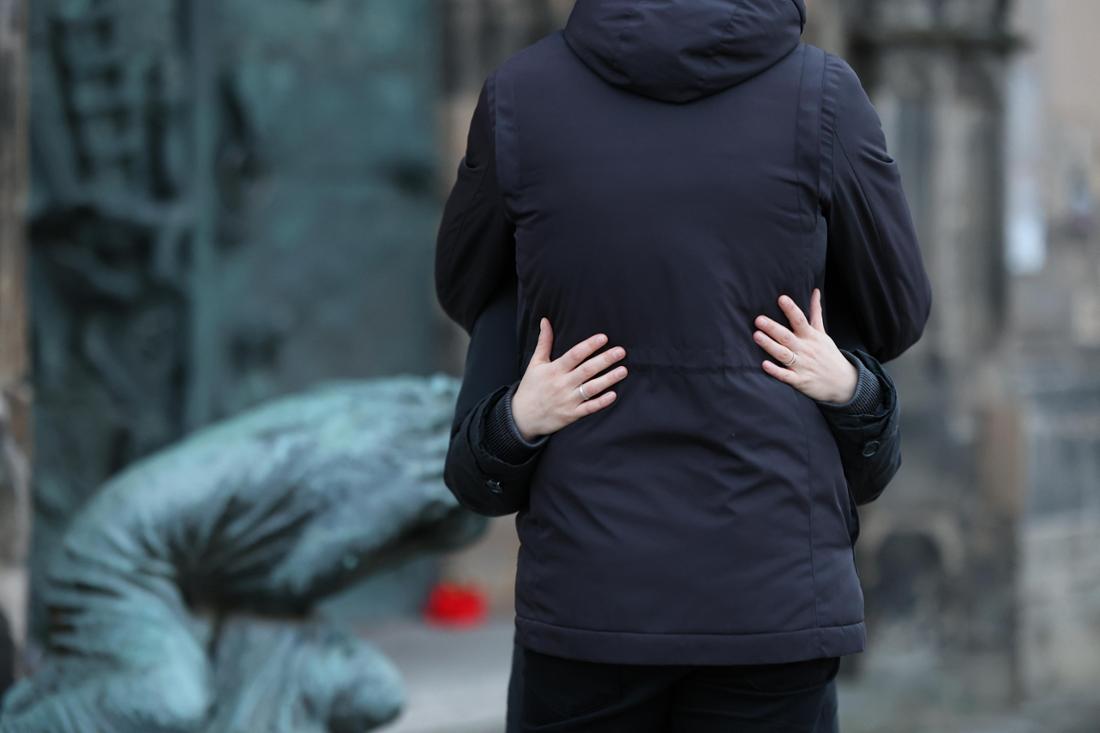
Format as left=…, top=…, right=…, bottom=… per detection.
left=794, top=44, right=827, bottom=233
left=819, top=52, right=845, bottom=213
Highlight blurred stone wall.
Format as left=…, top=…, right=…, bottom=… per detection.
left=838, top=0, right=1024, bottom=706
left=1007, top=0, right=1100, bottom=700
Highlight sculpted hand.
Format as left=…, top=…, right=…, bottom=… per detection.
left=753, top=289, right=858, bottom=404
left=510, top=318, right=628, bottom=441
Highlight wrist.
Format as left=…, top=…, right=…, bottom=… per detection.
left=481, top=384, right=548, bottom=464
left=509, top=386, right=542, bottom=442
left=828, top=357, right=859, bottom=404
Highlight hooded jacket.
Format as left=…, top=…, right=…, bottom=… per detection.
left=436, top=0, right=931, bottom=665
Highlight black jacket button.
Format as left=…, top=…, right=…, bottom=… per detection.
left=861, top=440, right=881, bottom=458
left=486, top=478, right=504, bottom=495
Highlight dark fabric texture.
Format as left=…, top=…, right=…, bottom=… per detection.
left=520, top=645, right=839, bottom=732
left=435, top=80, right=515, bottom=334
left=443, top=286, right=540, bottom=518
left=563, top=0, right=807, bottom=104
left=506, top=636, right=524, bottom=733
left=437, top=0, right=930, bottom=666
left=820, top=348, right=903, bottom=509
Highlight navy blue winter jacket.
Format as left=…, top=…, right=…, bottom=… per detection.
left=436, top=0, right=931, bottom=666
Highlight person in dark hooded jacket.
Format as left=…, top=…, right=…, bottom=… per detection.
left=436, top=0, right=931, bottom=729
left=442, top=281, right=901, bottom=733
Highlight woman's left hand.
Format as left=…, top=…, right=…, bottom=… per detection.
left=753, top=289, right=858, bottom=404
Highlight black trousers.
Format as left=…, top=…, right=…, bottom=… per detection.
left=507, top=641, right=840, bottom=733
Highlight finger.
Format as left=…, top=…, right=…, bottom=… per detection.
left=754, top=314, right=796, bottom=349
left=531, top=318, right=554, bottom=364
left=761, top=359, right=799, bottom=385
left=574, top=390, right=617, bottom=417
left=579, top=365, right=628, bottom=398
left=810, top=289, right=825, bottom=332
left=778, top=294, right=812, bottom=335
left=572, top=345, right=626, bottom=383
left=753, top=330, right=797, bottom=367
left=557, top=332, right=610, bottom=372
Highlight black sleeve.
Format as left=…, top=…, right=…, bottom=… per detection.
left=435, top=73, right=517, bottom=334
left=818, top=348, right=902, bottom=507
left=443, top=283, right=546, bottom=517
left=449, top=283, right=521, bottom=437
left=821, top=55, right=933, bottom=363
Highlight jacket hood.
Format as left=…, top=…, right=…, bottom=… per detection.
left=563, top=0, right=806, bottom=103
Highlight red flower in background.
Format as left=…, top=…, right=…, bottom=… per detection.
left=423, top=581, right=488, bottom=627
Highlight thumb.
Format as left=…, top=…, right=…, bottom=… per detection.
left=532, top=317, right=554, bottom=364
left=810, top=288, right=825, bottom=333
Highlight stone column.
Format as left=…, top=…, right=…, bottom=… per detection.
left=847, top=0, right=1023, bottom=705
left=0, top=0, right=31, bottom=666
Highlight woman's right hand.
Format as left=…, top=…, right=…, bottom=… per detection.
left=510, top=318, right=628, bottom=442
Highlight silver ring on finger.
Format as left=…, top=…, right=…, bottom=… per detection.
left=783, top=352, right=798, bottom=368
left=577, top=384, right=590, bottom=401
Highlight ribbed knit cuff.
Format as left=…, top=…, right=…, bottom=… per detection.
left=481, top=383, right=549, bottom=465
left=816, top=350, right=883, bottom=415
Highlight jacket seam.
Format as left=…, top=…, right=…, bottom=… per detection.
left=789, top=385, right=821, bottom=639
left=794, top=45, right=826, bottom=236
left=835, top=133, right=888, bottom=259
left=792, top=45, right=810, bottom=236
left=819, top=53, right=842, bottom=213
left=516, top=612, right=860, bottom=638
left=491, top=68, right=522, bottom=224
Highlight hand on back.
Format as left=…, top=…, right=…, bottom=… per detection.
left=509, top=319, right=628, bottom=442
left=753, top=289, right=858, bottom=404
left=511, top=288, right=856, bottom=443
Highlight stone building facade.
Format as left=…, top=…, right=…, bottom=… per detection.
left=1008, top=0, right=1100, bottom=700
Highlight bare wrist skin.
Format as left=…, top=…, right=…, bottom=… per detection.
left=510, top=387, right=544, bottom=442
left=826, top=357, right=859, bottom=404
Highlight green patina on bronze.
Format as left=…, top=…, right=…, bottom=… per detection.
left=0, top=376, right=486, bottom=731
left=11, top=1, right=475, bottom=726
left=27, top=0, right=444, bottom=638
